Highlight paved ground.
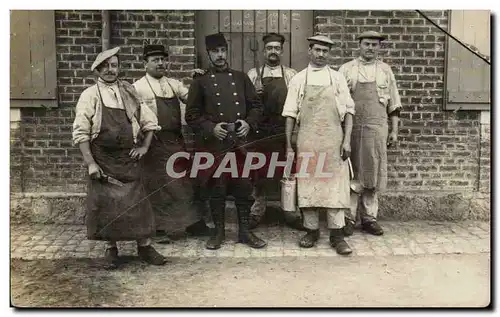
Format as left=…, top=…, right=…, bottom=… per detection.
left=10, top=221, right=490, bottom=260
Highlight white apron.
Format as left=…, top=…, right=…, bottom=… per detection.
left=295, top=74, right=350, bottom=209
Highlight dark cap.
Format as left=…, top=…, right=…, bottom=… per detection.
left=205, top=33, right=228, bottom=50
left=263, top=33, right=285, bottom=45
left=143, top=44, right=168, bottom=59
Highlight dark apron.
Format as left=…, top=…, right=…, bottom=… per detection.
left=350, top=80, right=388, bottom=191
left=254, top=65, right=289, bottom=181
left=86, top=85, right=154, bottom=241
left=142, top=77, right=200, bottom=233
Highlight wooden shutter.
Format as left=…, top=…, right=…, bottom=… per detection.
left=445, top=10, right=490, bottom=110
left=10, top=10, right=57, bottom=108
left=195, top=10, right=313, bottom=73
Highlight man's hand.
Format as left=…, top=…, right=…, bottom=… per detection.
left=341, top=141, right=351, bottom=161
left=129, top=146, right=149, bottom=160
left=192, top=68, right=206, bottom=78
left=387, top=131, right=398, bottom=148
left=213, top=122, right=228, bottom=140
left=88, top=163, right=104, bottom=180
left=235, top=119, right=250, bottom=137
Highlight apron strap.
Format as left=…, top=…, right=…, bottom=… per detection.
left=259, top=65, right=287, bottom=86
left=145, top=76, right=178, bottom=99
left=259, top=65, right=265, bottom=86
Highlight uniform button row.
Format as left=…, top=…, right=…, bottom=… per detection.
left=219, top=112, right=241, bottom=116
left=215, top=92, right=238, bottom=96
left=217, top=102, right=240, bottom=106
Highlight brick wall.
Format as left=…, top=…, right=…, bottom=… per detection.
left=316, top=10, right=482, bottom=191
left=10, top=10, right=196, bottom=192
left=10, top=10, right=489, bottom=194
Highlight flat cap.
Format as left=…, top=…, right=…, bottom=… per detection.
left=144, top=44, right=168, bottom=59
left=357, top=30, right=386, bottom=41
left=263, top=33, right=285, bottom=45
left=307, top=35, right=335, bottom=46
left=91, top=47, right=120, bottom=71
left=205, top=33, right=228, bottom=50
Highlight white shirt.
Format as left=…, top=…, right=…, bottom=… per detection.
left=133, top=74, right=190, bottom=125
left=97, top=79, right=124, bottom=109
left=282, top=64, right=355, bottom=123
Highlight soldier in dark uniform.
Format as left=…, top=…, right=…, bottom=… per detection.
left=185, top=33, right=267, bottom=250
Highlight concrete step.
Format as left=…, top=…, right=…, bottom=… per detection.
left=10, top=191, right=490, bottom=226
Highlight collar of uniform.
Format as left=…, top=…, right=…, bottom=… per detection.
left=209, top=65, right=230, bottom=73
left=358, top=56, right=377, bottom=65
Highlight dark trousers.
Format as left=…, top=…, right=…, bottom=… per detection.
left=208, top=174, right=254, bottom=235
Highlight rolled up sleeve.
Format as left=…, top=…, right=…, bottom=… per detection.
left=387, top=68, right=402, bottom=115
left=139, top=104, right=161, bottom=133
left=338, top=74, right=355, bottom=116
left=282, top=79, right=301, bottom=119
left=72, top=90, right=94, bottom=145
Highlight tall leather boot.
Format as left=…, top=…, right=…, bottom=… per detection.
left=330, top=229, right=352, bottom=255
left=237, top=207, right=267, bottom=249
left=206, top=201, right=225, bottom=250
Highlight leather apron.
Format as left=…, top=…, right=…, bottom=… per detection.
left=350, top=71, right=388, bottom=191
left=142, top=77, right=200, bottom=233
left=255, top=65, right=289, bottom=180
left=86, top=85, right=155, bottom=241
left=295, top=71, right=350, bottom=209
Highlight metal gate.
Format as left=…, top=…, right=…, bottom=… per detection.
left=195, top=10, right=313, bottom=73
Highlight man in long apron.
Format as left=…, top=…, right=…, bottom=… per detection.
left=339, top=31, right=402, bottom=236
left=246, top=32, right=303, bottom=230
left=72, top=47, right=167, bottom=268
left=282, top=35, right=355, bottom=255
left=133, top=43, right=211, bottom=241
left=186, top=33, right=267, bottom=250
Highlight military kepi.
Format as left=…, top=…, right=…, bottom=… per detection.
left=143, top=44, right=168, bottom=59
left=307, top=35, right=335, bottom=47
left=357, top=30, right=386, bottom=41
left=91, top=46, right=120, bottom=71
left=263, top=33, right=285, bottom=45
left=205, top=33, right=228, bottom=50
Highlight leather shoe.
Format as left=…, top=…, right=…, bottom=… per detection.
left=238, top=232, right=267, bottom=249
left=362, top=221, right=384, bottom=236
left=103, top=247, right=120, bottom=269
left=330, top=229, right=352, bottom=255
left=343, top=218, right=355, bottom=237
left=206, top=231, right=225, bottom=250
left=299, top=230, right=320, bottom=248
left=138, top=245, right=167, bottom=265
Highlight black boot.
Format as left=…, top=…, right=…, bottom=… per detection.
left=206, top=203, right=225, bottom=250
left=362, top=221, right=384, bottom=236
left=330, top=229, right=352, bottom=255
left=185, top=219, right=212, bottom=237
left=237, top=207, right=267, bottom=249
left=138, top=245, right=168, bottom=265
left=103, top=247, right=120, bottom=269
left=299, top=229, right=320, bottom=248
left=343, top=217, right=355, bottom=237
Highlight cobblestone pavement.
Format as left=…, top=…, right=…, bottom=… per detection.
left=10, top=221, right=490, bottom=260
